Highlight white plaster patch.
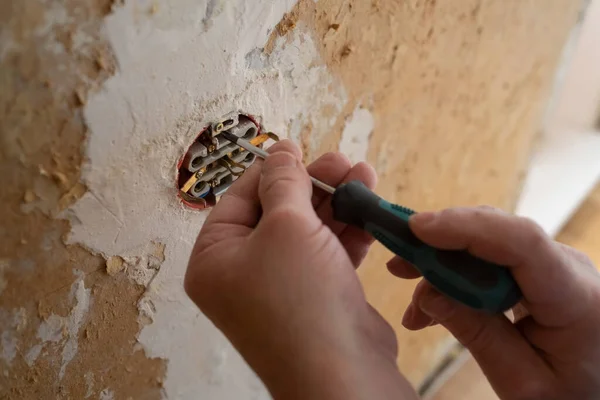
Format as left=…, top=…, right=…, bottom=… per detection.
left=25, top=344, right=42, bottom=367
left=69, top=0, right=348, bottom=398
left=0, top=307, right=30, bottom=366
left=59, top=276, right=91, bottom=379
left=37, top=315, right=65, bottom=343
left=1, top=331, right=17, bottom=365
left=13, top=308, right=27, bottom=332
left=31, top=272, right=91, bottom=377
left=99, top=388, right=114, bottom=400
left=339, top=106, right=374, bottom=164
left=35, top=1, right=71, bottom=38
left=85, top=371, right=95, bottom=398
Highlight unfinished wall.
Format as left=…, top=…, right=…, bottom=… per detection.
left=0, top=0, right=582, bottom=399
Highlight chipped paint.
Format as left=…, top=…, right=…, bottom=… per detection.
left=59, top=275, right=91, bottom=379
left=0, top=307, right=32, bottom=366
left=85, top=371, right=95, bottom=398
left=0, top=331, right=17, bottom=365
left=24, top=272, right=91, bottom=378
left=37, top=315, right=64, bottom=343
left=339, top=105, right=374, bottom=164
left=24, top=345, right=42, bottom=367
left=99, top=388, right=115, bottom=400
left=65, top=0, right=347, bottom=398
left=1, top=0, right=165, bottom=396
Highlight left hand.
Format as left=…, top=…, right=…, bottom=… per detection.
left=185, top=140, right=417, bottom=400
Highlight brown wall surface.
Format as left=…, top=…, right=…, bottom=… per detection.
left=287, top=0, right=583, bottom=385
left=0, top=0, right=583, bottom=397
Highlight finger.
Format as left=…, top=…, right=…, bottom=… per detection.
left=416, top=283, right=554, bottom=399
left=258, top=140, right=316, bottom=219
left=321, top=162, right=377, bottom=236
left=306, top=157, right=378, bottom=267
left=269, top=138, right=303, bottom=160
left=307, top=152, right=352, bottom=209
left=409, top=207, right=593, bottom=327
left=195, top=161, right=263, bottom=254
left=338, top=227, right=375, bottom=267
left=402, top=280, right=434, bottom=330
left=186, top=165, right=264, bottom=298
left=557, top=242, right=598, bottom=272
left=387, top=256, right=422, bottom=279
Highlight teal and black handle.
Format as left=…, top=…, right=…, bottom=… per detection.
left=331, top=180, right=522, bottom=313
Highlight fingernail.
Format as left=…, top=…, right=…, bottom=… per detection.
left=401, top=303, right=415, bottom=328
left=419, top=291, right=454, bottom=319
left=268, top=139, right=302, bottom=159
left=263, top=151, right=297, bottom=170
left=411, top=212, right=437, bottom=227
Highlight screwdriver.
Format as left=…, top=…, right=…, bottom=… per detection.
left=222, top=131, right=522, bottom=313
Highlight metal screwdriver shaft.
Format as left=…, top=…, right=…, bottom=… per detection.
left=220, top=131, right=336, bottom=194
left=221, top=130, right=521, bottom=313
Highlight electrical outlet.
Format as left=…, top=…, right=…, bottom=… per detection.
left=176, top=113, right=276, bottom=209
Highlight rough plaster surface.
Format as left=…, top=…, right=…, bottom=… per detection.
left=1, top=0, right=166, bottom=397
left=1, top=0, right=583, bottom=398
left=69, top=0, right=347, bottom=397
left=339, top=106, right=374, bottom=164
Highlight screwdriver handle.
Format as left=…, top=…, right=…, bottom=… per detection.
left=331, top=181, right=522, bottom=313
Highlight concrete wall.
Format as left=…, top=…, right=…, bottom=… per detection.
left=0, top=0, right=582, bottom=398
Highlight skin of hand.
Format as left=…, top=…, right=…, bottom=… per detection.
left=395, top=207, right=600, bottom=400
left=185, top=140, right=418, bottom=400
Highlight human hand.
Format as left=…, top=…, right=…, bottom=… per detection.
left=185, top=140, right=418, bottom=400
left=395, top=207, right=600, bottom=399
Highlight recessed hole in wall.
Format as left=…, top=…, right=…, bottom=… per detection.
left=191, top=155, right=203, bottom=169
left=243, top=127, right=257, bottom=139
left=176, top=113, right=276, bottom=210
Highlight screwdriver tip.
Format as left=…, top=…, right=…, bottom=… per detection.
left=220, top=130, right=238, bottom=143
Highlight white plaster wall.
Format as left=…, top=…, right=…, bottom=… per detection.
left=338, top=106, right=374, bottom=165
left=65, top=0, right=360, bottom=398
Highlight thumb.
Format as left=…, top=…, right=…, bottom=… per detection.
left=258, top=140, right=314, bottom=215
left=416, top=283, right=554, bottom=399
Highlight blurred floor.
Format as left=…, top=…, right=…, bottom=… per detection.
left=430, top=183, right=600, bottom=400
left=430, top=356, right=497, bottom=400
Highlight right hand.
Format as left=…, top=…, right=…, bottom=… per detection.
left=394, top=207, right=600, bottom=400
left=185, top=142, right=417, bottom=400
